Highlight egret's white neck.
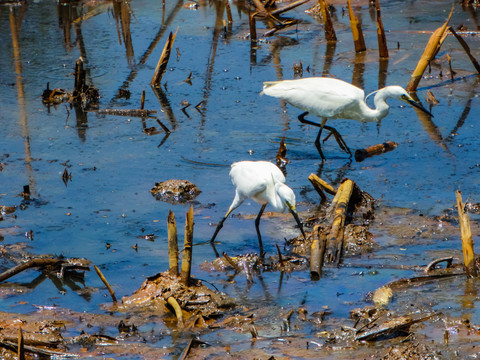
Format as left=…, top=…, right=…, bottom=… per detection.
left=372, top=89, right=392, bottom=121
left=360, top=88, right=393, bottom=122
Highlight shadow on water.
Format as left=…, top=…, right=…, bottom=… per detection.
left=2, top=0, right=480, bottom=357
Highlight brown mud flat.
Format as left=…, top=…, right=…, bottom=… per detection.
left=0, top=203, right=479, bottom=359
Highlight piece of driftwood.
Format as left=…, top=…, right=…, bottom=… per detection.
left=354, top=141, right=398, bottom=162
left=355, top=313, right=438, bottom=341
left=424, top=257, right=454, bottom=273
left=347, top=0, right=366, bottom=52
left=456, top=190, right=477, bottom=277
left=180, top=205, right=194, bottom=285
left=406, top=8, right=452, bottom=91
left=375, top=0, right=388, bottom=59
left=0, top=257, right=89, bottom=283
left=326, top=179, right=355, bottom=265
left=168, top=210, right=179, bottom=276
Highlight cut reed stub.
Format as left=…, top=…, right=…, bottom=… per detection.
left=354, top=141, right=398, bottom=162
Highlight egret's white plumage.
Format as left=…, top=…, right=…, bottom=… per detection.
left=262, top=77, right=433, bottom=159
left=211, top=161, right=305, bottom=255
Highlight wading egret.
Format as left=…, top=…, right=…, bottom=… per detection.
left=210, top=161, right=306, bottom=255
left=261, top=77, right=433, bottom=160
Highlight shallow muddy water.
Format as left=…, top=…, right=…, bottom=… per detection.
left=2, top=0, right=480, bottom=358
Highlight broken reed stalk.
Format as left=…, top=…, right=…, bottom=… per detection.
left=225, top=0, right=233, bottom=24
left=249, top=13, right=257, bottom=43
left=320, top=0, right=336, bottom=42
left=347, top=0, right=366, bottom=53
left=375, top=0, right=388, bottom=59
left=222, top=252, right=241, bottom=272
left=310, top=226, right=327, bottom=280
left=180, top=205, right=194, bottom=285
left=168, top=210, right=179, bottom=276
left=140, top=90, right=145, bottom=110
left=406, top=8, right=453, bottom=92
left=326, top=179, right=355, bottom=265
left=448, top=27, right=480, bottom=74
left=18, top=327, right=25, bottom=360
left=308, top=174, right=327, bottom=202
left=308, top=173, right=336, bottom=197
left=276, top=244, right=284, bottom=267
left=167, top=296, right=184, bottom=325
left=447, top=54, right=454, bottom=81
left=455, top=191, right=477, bottom=278
left=151, top=28, right=178, bottom=87
left=73, top=57, right=86, bottom=94
left=94, top=265, right=117, bottom=303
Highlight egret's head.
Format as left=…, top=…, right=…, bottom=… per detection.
left=276, top=183, right=296, bottom=213
left=388, top=86, right=433, bottom=117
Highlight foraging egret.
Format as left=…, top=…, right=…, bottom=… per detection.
left=261, top=77, right=433, bottom=160
left=210, top=161, right=306, bottom=255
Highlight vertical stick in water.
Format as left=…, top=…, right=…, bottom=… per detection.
left=181, top=205, right=194, bottom=284
left=456, top=191, right=477, bottom=278
left=375, top=0, right=388, bottom=59
left=347, top=0, right=366, bottom=52
left=168, top=210, right=179, bottom=276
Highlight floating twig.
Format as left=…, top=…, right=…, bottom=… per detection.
left=94, top=265, right=117, bottom=303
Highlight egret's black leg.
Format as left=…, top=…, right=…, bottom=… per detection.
left=323, top=125, right=352, bottom=157
left=298, top=112, right=326, bottom=160
left=297, top=112, right=351, bottom=159
left=255, top=204, right=267, bottom=256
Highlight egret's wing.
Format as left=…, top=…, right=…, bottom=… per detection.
left=263, top=78, right=365, bottom=119
left=229, top=162, right=268, bottom=199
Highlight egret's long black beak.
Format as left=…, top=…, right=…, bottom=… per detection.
left=286, top=202, right=307, bottom=240
left=408, top=98, right=434, bottom=117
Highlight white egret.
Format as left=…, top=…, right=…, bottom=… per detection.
left=210, top=161, right=306, bottom=255
left=261, top=77, right=433, bottom=160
